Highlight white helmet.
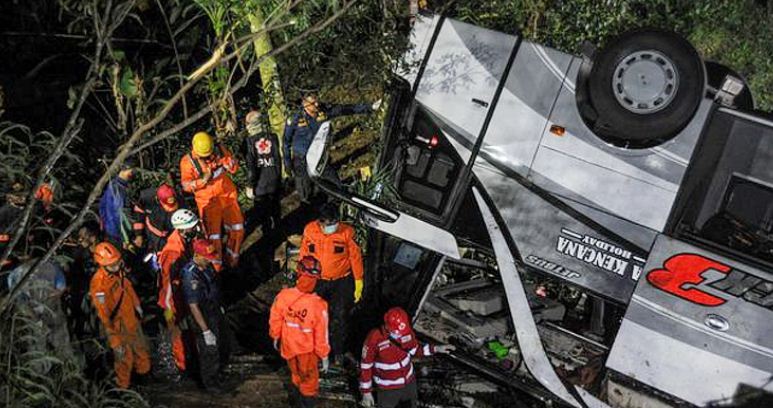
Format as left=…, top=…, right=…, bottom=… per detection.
left=171, top=209, right=199, bottom=230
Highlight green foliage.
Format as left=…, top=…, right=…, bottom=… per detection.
left=446, top=0, right=773, bottom=111
left=256, top=0, right=413, bottom=98
left=0, top=298, right=146, bottom=407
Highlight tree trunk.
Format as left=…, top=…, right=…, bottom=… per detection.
left=248, top=7, right=288, bottom=176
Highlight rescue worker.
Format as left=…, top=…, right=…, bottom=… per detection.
left=243, top=110, right=282, bottom=237
left=180, top=131, right=244, bottom=270
left=99, top=161, right=144, bottom=251
left=181, top=238, right=227, bottom=390
left=269, top=256, right=330, bottom=408
left=359, top=307, right=455, bottom=408
left=157, top=208, right=201, bottom=375
left=7, top=259, right=72, bottom=374
left=65, top=221, right=100, bottom=343
left=283, top=93, right=381, bottom=203
left=133, top=183, right=179, bottom=254
left=299, top=202, right=363, bottom=364
left=89, top=242, right=151, bottom=389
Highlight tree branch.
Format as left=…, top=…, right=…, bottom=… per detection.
left=0, top=0, right=360, bottom=315
left=0, top=0, right=116, bottom=271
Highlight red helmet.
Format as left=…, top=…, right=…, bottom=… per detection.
left=297, top=255, right=321, bottom=278
left=94, top=242, right=122, bottom=266
left=384, top=307, right=411, bottom=338
left=156, top=184, right=178, bottom=212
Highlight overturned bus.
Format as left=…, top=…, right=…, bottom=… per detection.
left=306, top=13, right=773, bottom=408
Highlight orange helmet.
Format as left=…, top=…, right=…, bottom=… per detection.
left=94, top=242, right=122, bottom=266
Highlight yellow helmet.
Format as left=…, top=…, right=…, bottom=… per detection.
left=192, top=132, right=214, bottom=157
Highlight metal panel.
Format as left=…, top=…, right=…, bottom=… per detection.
left=478, top=42, right=572, bottom=176
left=415, top=19, right=517, bottom=145
left=473, top=187, right=582, bottom=408
left=607, top=235, right=773, bottom=406
left=398, top=14, right=441, bottom=89
left=472, top=160, right=647, bottom=303
left=530, top=59, right=714, bottom=232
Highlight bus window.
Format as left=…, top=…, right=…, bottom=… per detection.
left=677, top=110, right=773, bottom=264
left=396, top=108, right=464, bottom=215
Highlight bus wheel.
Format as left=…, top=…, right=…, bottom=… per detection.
left=583, top=29, right=705, bottom=149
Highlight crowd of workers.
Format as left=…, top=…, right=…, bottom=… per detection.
left=1, top=93, right=454, bottom=407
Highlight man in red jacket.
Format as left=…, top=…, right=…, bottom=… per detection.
left=359, top=307, right=455, bottom=408
left=269, top=256, right=330, bottom=408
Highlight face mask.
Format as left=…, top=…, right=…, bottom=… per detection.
left=246, top=122, right=264, bottom=136
left=322, top=223, right=338, bottom=235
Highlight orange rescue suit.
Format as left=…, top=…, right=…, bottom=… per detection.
left=157, top=229, right=190, bottom=371
left=179, top=145, right=244, bottom=269
left=299, top=221, right=363, bottom=281
left=269, top=287, right=330, bottom=396
left=89, top=266, right=150, bottom=388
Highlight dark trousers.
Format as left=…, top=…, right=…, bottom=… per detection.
left=378, top=381, right=418, bottom=408
left=314, top=274, right=354, bottom=358
left=255, top=193, right=281, bottom=229
left=293, top=156, right=314, bottom=203
left=194, top=307, right=228, bottom=389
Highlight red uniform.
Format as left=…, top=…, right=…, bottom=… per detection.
left=359, top=327, right=434, bottom=394
left=180, top=145, right=243, bottom=269
left=269, top=286, right=330, bottom=397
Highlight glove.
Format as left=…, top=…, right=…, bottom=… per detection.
left=203, top=330, right=217, bottom=347
left=113, top=345, right=125, bottom=359
left=361, top=392, right=375, bottom=407
left=354, top=279, right=364, bottom=303
left=164, top=308, right=175, bottom=324
left=371, top=98, right=383, bottom=111
left=321, top=357, right=329, bottom=374
left=435, top=344, right=456, bottom=354
left=273, top=338, right=279, bottom=351
left=245, top=187, right=254, bottom=199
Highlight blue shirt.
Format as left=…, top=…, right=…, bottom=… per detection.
left=181, top=260, right=219, bottom=308
left=282, top=103, right=371, bottom=166
left=98, top=177, right=131, bottom=243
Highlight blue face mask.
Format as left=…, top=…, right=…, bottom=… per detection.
left=322, top=222, right=339, bottom=235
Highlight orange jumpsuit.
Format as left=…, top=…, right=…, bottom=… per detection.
left=299, top=221, right=363, bottom=281
left=180, top=145, right=244, bottom=269
left=90, top=266, right=150, bottom=388
left=269, top=287, right=330, bottom=396
left=157, top=229, right=190, bottom=371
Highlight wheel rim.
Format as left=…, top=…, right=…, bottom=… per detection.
left=612, top=50, right=678, bottom=114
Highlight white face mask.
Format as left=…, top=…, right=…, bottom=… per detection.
left=246, top=121, right=264, bottom=136
left=322, top=222, right=339, bottom=235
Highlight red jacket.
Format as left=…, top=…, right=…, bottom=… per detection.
left=359, top=327, right=434, bottom=393
left=269, top=287, right=330, bottom=360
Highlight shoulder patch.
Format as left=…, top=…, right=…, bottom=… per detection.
left=401, top=334, right=412, bottom=342
left=95, top=292, right=106, bottom=304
